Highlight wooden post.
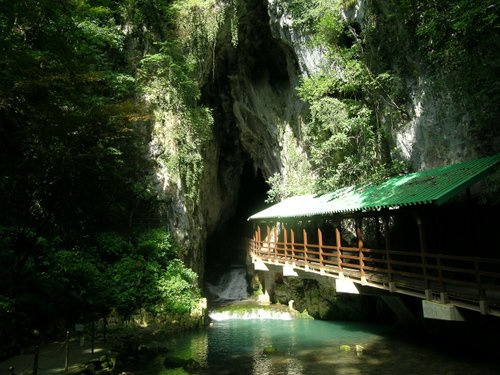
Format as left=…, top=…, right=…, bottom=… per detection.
left=416, top=214, right=431, bottom=300
left=266, top=225, right=271, bottom=257
left=257, top=225, right=262, bottom=256
left=475, top=259, right=488, bottom=314
left=33, top=346, right=39, bottom=375
left=273, top=225, right=278, bottom=258
left=318, top=226, right=324, bottom=269
left=303, top=227, right=308, bottom=268
left=283, top=223, right=288, bottom=260
left=383, top=216, right=394, bottom=292
left=335, top=223, right=342, bottom=275
left=65, top=331, right=70, bottom=372
left=356, top=217, right=366, bottom=283
left=91, top=321, right=95, bottom=354
left=291, top=227, right=295, bottom=263
left=375, top=217, right=382, bottom=250
left=103, top=317, right=107, bottom=342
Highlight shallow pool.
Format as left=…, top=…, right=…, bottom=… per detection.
left=130, top=319, right=500, bottom=374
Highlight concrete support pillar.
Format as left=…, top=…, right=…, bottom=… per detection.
left=258, top=271, right=275, bottom=305
left=265, top=271, right=275, bottom=295
left=422, top=300, right=465, bottom=321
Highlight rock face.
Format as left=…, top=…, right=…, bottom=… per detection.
left=153, top=0, right=498, bottom=281
left=193, top=0, right=310, bottom=277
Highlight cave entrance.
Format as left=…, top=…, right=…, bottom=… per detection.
left=205, top=161, right=269, bottom=297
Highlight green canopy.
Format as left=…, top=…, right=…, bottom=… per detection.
left=248, top=154, right=500, bottom=221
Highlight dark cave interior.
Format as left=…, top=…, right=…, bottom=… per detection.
left=204, top=161, right=269, bottom=285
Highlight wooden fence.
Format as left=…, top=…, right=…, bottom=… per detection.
left=248, top=232, right=500, bottom=317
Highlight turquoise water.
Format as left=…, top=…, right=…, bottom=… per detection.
left=133, top=319, right=499, bottom=375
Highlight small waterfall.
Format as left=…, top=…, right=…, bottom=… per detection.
left=207, top=267, right=249, bottom=302
left=209, top=309, right=294, bottom=321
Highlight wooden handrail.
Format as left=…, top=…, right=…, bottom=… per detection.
left=248, top=238, right=500, bottom=309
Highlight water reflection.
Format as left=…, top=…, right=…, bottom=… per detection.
left=153, top=319, right=499, bottom=375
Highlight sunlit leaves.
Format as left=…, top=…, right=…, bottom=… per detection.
left=107, top=230, right=201, bottom=317
left=157, top=259, right=200, bottom=314
left=138, top=36, right=214, bottom=206
left=265, top=127, right=317, bottom=203
left=0, top=0, right=154, bottom=237
left=137, top=228, right=177, bottom=267
left=0, top=0, right=210, bottom=345
left=288, top=0, right=412, bottom=193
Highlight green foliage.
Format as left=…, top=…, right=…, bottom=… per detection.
left=294, top=2, right=407, bottom=192
left=266, top=127, right=317, bottom=202
left=50, top=249, right=110, bottom=320
left=170, top=0, right=239, bottom=87
left=0, top=0, right=206, bottom=352
left=279, top=0, right=324, bottom=29
left=96, top=232, right=132, bottom=263
left=0, top=0, right=156, bottom=239
left=136, top=3, right=217, bottom=206
left=0, top=225, right=201, bottom=349
left=409, top=0, right=499, bottom=145
left=157, top=259, right=200, bottom=314
left=110, top=255, right=156, bottom=318
left=282, top=0, right=497, bottom=198
left=108, top=230, right=199, bottom=317
left=362, top=0, right=499, bottom=150
left=413, top=0, right=497, bottom=71
left=135, top=0, right=237, bottom=208
left=137, top=228, right=177, bottom=267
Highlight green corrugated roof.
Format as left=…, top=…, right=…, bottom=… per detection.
left=248, top=154, right=500, bottom=221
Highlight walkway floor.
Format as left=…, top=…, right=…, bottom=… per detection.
left=1, top=339, right=110, bottom=375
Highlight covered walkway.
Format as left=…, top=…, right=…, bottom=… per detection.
left=248, top=154, right=500, bottom=318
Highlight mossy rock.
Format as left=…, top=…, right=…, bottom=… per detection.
left=263, top=345, right=278, bottom=355
left=159, top=368, right=190, bottom=375
left=164, top=356, right=201, bottom=370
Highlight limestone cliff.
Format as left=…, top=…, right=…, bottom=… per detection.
left=150, top=0, right=499, bottom=282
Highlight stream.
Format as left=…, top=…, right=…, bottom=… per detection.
left=125, top=317, right=499, bottom=374
left=119, top=270, right=500, bottom=374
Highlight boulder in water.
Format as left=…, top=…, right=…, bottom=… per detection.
left=263, top=345, right=278, bottom=355
left=164, top=356, right=201, bottom=370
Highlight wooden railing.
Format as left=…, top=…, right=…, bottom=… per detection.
left=248, top=238, right=500, bottom=316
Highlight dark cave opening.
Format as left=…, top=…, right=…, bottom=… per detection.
left=204, top=161, right=269, bottom=288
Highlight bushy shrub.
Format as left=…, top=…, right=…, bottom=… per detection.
left=157, top=259, right=200, bottom=314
